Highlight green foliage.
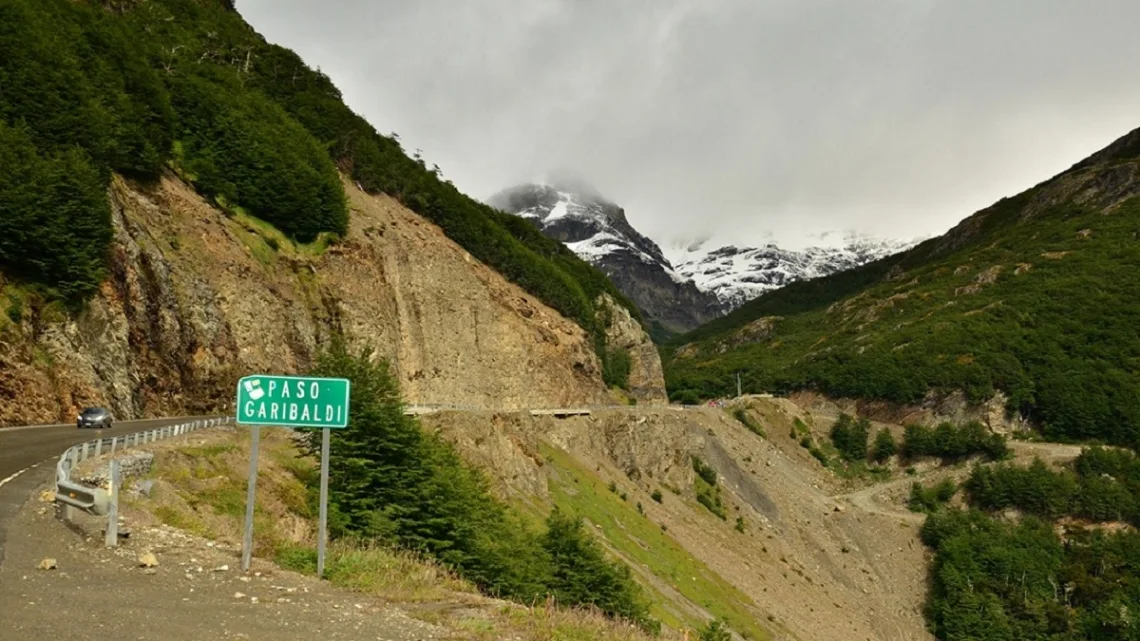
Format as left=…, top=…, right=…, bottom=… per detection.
left=964, top=448, right=1140, bottom=525
left=541, top=507, right=656, bottom=632
left=167, top=68, right=347, bottom=242
left=921, top=509, right=1140, bottom=641
left=829, top=413, right=870, bottom=462
left=732, top=407, right=766, bottom=438
left=651, top=489, right=663, bottom=503
left=698, top=619, right=733, bottom=641
left=871, top=429, right=898, bottom=463
left=734, top=517, right=745, bottom=533
left=0, top=122, right=112, bottom=301
left=907, top=479, right=957, bottom=514
left=691, top=456, right=718, bottom=486
left=666, top=143, right=1140, bottom=449
left=902, top=421, right=1009, bottom=462
left=695, top=476, right=727, bottom=521
left=808, top=445, right=830, bottom=467
left=602, top=347, right=632, bottom=390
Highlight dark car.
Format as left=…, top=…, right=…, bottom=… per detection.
left=77, top=407, right=113, bottom=429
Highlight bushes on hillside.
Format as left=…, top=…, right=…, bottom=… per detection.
left=964, top=448, right=1140, bottom=525
left=907, top=479, right=957, bottom=514
left=0, top=0, right=169, bottom=299
left=871, top=429, right=897, bottom=463
left=902, top=421, right=1009, bottom=462
left=168, top=68, right=347, bottom=241
left=0, top=123, right=111, bottom=301
left=921, top=509, right=1140, bottom=641
left=303, top=342, right=655, bottom=631
left=829, top=414, right=870, bottom=462
left=542, top=508, right=656, bottom=631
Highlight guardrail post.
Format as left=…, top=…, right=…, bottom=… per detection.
left=95, top=439, right=103, bottom=457
left=105, top=459, right=120, bottom=547
left=81, top=442, right=90, bottom=461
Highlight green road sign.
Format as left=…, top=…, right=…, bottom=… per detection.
left=236, top=375, right=351, bottom=428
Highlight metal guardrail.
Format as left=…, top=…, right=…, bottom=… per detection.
left=54, top=416, right=234, bottom=517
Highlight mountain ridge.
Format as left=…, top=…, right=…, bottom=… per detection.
left=665, top=123, right=1140, bottom=449
left=491, top=181, right=912, bottom=332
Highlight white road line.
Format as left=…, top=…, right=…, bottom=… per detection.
left=0, top=462, right=40, bottom=489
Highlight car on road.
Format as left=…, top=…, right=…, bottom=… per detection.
left=77, top=407, right=113, bottom=429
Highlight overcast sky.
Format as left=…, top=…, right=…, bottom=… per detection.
left=239, top=0, right=1140, bottom=249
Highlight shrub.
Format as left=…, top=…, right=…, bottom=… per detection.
left=902, top=421, right=1008, bottom=463
left=871, top=429, right=897, bottom=463
left=692, top=456, right=718, bottom=486
left=602, top=347, right=632, bottom=390
left=651, top=489, right=663, bottom=503
left=732, top=407, right=766, bottom=438
left=829, top=413, right=870, bottom=462
left=906, top=479, right=957, bottom=513
left=541, top=507, right=656, bottom=631
left=698, top=619, right=732, bottom=641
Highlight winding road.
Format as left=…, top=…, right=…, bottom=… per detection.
left=0, top=417, right=219, bottom=564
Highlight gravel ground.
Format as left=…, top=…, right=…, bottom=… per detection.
left=0, top=484, right=453, bottom=641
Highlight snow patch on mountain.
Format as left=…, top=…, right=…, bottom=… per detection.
left=665, top=233, right=918, bottom=310
left=490, top=181, right=918, bottom=321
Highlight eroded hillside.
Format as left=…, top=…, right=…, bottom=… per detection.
left=423, top=399, right=946, bottom=641
left=0, top=172, right=665, bottom=425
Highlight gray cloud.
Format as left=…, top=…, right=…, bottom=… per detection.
left=239, top=0, right=1140, bottom=247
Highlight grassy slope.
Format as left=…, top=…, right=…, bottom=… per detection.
left=538, top=444, right=771, bottom=640
left=666, top=127, right=1140, bottom=448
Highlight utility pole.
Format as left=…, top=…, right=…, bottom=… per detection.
left=736, top=372, right=742, bottom=398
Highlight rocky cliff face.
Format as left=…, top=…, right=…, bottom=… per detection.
left=597, top=294, right=667, bottom=404
left=0, top=172, right=652, bottom=425
left=489, top=183, right=726, bottom=334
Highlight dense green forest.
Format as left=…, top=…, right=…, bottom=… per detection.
left=0, top=0, right=640, bottom=369
left=302, top=342, right=656, bottom=632
left=665, top=126, right=1140, bottom=449
left=920, top=447, right=1140, bottom=640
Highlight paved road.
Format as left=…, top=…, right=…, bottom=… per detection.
left=0, top=416, right=219, bottom=567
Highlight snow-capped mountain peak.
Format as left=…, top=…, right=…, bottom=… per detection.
left=490, top=180, right=918, bottom=331
left=664, top=234, right=918, bottom=310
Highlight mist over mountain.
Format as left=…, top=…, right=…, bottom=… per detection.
left=491, top=181, right=913, bottom=330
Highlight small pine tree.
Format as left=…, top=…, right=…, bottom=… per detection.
left=872, top=429, right=898, bottom=463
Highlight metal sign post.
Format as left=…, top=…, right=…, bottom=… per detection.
left=235, top=375, right=351, bottom=577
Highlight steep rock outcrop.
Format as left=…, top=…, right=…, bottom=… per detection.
left=0, top=172, right=620, bottom=425
left=597, top=294, right=667, bottom=404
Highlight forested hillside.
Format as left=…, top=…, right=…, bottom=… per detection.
left=666, top=125, right=1140, bottom=448
left=0, top=0, right=640, bottom=372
